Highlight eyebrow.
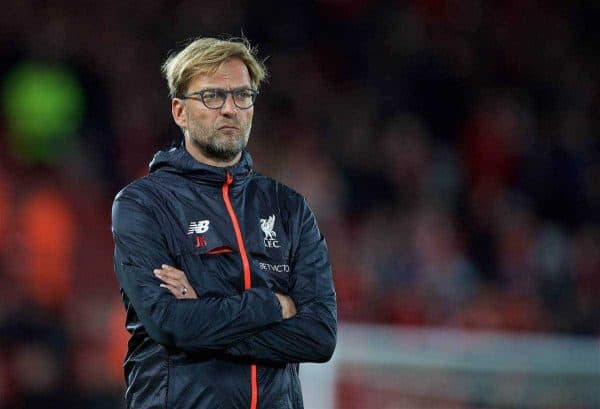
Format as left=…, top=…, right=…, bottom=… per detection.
left=195, top=86, right=253, bottom=92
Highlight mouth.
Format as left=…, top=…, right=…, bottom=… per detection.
left=218, top=124, right=239, bottom=130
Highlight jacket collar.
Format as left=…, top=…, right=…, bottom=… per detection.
left=148, top=143, right=253, bottom=188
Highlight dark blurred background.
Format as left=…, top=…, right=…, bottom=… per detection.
left=0, top=1, right=598, bottom=408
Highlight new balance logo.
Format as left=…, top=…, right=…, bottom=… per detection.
left=187, top=220, right=210, bottom=235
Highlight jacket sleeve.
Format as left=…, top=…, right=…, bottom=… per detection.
left=112, top=192, right=283, bottom=353
left=224, top=199, right=337, bottom=364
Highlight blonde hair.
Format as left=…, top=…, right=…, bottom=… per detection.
left=162, top=37, right=267, bottom=98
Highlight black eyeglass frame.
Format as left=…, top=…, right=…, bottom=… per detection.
left=179, top=88, right=259, bottom=110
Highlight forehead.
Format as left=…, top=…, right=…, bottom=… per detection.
left=189, top=58, right=252, bottom=89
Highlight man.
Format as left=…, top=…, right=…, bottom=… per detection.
left=111, top=37, right=337, bottom=409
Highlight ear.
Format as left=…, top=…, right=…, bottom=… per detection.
left=171, top=98, right=187, bottom=129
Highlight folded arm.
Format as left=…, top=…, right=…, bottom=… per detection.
left=112, top=193, right=283, bottom=353
left=224, top=199, right=337, bottom=364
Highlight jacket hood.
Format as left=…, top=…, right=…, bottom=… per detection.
left=148, top=143, right=253, bottom=187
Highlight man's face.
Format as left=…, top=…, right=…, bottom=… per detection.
left=177, top=58, right=254, bottom=165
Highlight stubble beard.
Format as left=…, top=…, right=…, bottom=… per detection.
left=186, top=119, right=251, bottom=163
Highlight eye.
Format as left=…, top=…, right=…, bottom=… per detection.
left=202, top=90, right=219, bottom=100
left=236, top=90, right=252, bottom=98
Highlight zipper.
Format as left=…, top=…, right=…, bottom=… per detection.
left=222, top=172, right=258, bottom=409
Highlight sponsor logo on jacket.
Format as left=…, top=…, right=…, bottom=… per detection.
left=258, top=262, right=290, bottom=273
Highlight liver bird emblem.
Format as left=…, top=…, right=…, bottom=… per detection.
left=260, top=215, right=277, bottom=240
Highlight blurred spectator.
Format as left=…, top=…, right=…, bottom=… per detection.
left=15, top=183, right=75, bottom=311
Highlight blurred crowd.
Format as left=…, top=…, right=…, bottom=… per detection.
left=0, top=1, right=598, bottom=407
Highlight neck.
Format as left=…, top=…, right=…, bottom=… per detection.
left=184, top=138, right=241, bottom=168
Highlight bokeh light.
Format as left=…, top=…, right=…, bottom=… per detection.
left=1, top=62, right=85, bottom=163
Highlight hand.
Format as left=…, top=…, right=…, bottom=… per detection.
left=274, top=293, right=297, bottom=319
left=154, top=264, right=198, bottom=299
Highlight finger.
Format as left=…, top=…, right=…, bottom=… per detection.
left=153, top=267, right=171, bottom=278
left=155, top=268, right=195, bottom=299
left=156, top=274, right=186, bottom=288
left=185, top=287, right=198, bottom=299
left=154, top=267, right=186, bottom=282
left=154, top=270, right=183, bottom=286
left=157, top=267, right=186, bottom=281
left=161, top=264, right=184, bottom=274
left=160, top=283, right=185, bottom=299
left=157, top=269, right=193, bottom=293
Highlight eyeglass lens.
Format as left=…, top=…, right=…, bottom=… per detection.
left=202, top=89, right=256, bottom=109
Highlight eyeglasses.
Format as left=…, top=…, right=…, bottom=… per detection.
left=180, top=88, right=259, bottom=109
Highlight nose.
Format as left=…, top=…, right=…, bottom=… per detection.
left=220, top=93, right=238, bottom=116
